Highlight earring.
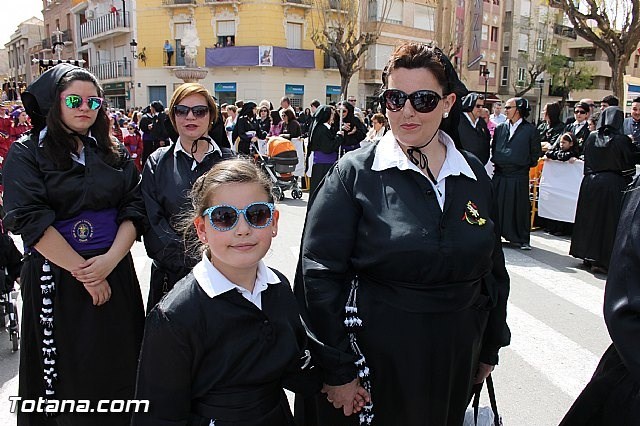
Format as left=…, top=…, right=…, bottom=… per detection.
left=443, top=111, right=449, bottom=118
left=272, top=232, right=276, bottom=236
left=201, top=236, right=207, bottom=243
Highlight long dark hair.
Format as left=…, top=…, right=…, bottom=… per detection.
left=44, top=69, right=118, bottom=169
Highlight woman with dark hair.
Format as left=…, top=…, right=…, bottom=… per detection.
left=570, top=106, right=636, bottom=274
left=8, top=109, right=32, bottom=143
left=492, top=97, right=543, bottom=250
left=457, top=92, right=491, bottom=164
left=294, top=42, right=510, bottom=425
left=150, top=100, right=170, bottom=150
left=306, top=105, right=342, bottom=194
left=2, top=64, right=146, bottom=425
left=110, top=113, right=124, bottom=143
left=538, top=102, right=564, bottom=151
left=280, top=107, right=305, bottom=178
left=142, top=82, right=234, bottom=312
left=336, top=100, right=366, bottom=155
left=232, top=101, right=259, bottom=155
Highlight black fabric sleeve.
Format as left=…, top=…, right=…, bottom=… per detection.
left=479, top=176, right=511, bottom=365
left=132, top=308, right=194, bottom=426
left=2, top=139, right=56, bottom=247
left=529, top=126, right=543, bottom=167
left=604, top=178, right=640, bottom=382
left=141, top=156, right=185, bottom=271
left=235, top=118, right=255, bottom=145
left=295, top=163, right=360, bottom=385
left=116, top=151, right=147, bottom=239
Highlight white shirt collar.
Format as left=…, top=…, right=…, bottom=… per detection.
left=174, top=136, right=222, bottom=170
left=509, top=118, right=523, bottom=138
left=39, top=127, right=97, bottom=165
left=372, top=130, right=477, bottom=182
left=192, top=253, right=280, bottom=310
left=464, top=112, right=479, bottom=128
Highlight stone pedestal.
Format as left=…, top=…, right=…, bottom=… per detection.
left=172, top=67, right=209, bottom=83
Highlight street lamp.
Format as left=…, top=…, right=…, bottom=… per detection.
left=480, top=68, right=490, bottom=100
left=537, top=78, right=545, bottom=123
left=130, top=39, right=146, bottom=64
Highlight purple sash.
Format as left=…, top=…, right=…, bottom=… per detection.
left=53, top=209, right=118, bottom=253
left=313, top=150, right=338, bottom=164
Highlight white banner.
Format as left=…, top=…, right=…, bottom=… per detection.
left=538, top=159, right=584, bottom=223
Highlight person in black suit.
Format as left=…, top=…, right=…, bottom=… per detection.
left=564, top=101, right=592, bottom=154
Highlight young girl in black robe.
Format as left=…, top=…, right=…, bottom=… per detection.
left=134, top=159, right=357, bottom=426
left=3, top=64, right=146, bottom=425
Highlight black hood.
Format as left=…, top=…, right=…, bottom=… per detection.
left=239, top=102, right=257, bottom=118
left=22, top=63, right=83, bottom=130
left=595, top=106, right=624, bottom=147
left=308, top=105, right=333, bottom=140
left=461, top=92, right=480, bottom=113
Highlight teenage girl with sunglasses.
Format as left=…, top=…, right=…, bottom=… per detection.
left=3, top=64, right=146, bottom=425
left=142, top=83, right=234, bottom=313
left=133, top=159, right=353, bottom=426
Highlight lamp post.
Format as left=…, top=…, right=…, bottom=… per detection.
left=481, top=68, right=490, bottom=100
left=537, top=78, right=545, bottom=124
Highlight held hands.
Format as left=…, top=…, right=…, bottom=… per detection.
left=474, top=362, right=495, bottom=384
left=83, top=280, right=111, bottom=306
left=321, top=378, right=371, bottom=416
left=72, top=253, right=118, bottom=288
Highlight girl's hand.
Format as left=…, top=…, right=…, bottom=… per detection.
left=568, top=157, right=577, bottom=163
left=83, top=279, right=111, bottom=306
left=72, top=254, right=118, bottom=286
left=474, top=362, right=495, bottom=384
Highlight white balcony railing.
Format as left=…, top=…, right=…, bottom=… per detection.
left=80, top=12, right=129, bottom=42
left=89, top=61, right=131, bottom=81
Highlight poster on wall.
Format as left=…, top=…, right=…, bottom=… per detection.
left=259, top=46, right=273, bottom=66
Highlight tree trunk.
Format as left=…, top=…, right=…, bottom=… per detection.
left=340, top=72, right=352, bottom=100
left=610, top=55, right=626, bottom=99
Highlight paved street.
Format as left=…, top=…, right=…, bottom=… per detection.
left=0, top=192, right=611, bottom=425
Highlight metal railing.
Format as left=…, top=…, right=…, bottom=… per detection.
left=553, top=24, right=577, bottom=40
left=80, top=12, right=129, bottom=42
left=162, top=0, right=197, bottom=5
left=89, top=60, right=131, bottom=81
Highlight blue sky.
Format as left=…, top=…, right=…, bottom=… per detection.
left=1, top=0, right=44, bottom=46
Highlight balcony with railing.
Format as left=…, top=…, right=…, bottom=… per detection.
left=81, top=12, right=130, bottom=43
left=282, top=0, right=312, bottom=5
left=42, top=38, right=51, bottom=50
left=554, top=24, right=577, bottom=40
left=89, top=60, right=131, bottom=81
left=162, top=0, right=197, bottom=6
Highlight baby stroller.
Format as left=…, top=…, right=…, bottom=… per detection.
left=0, top=211, right=22, bottom=352
left=253, top=137, right=303, bottom=201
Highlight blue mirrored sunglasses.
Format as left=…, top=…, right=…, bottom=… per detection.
left=203, top=202, right=275, bottom=232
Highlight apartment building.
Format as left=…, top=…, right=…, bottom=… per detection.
left=70, top=0, right=135, bottom=109
left=39, top=0, right=78, bottom=65
left=5, top=17, right=45, bottom=87
left=132, top=0, right=347, bottom=109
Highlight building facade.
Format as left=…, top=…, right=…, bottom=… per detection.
left=132, top=0, right=348, bottom=109
left=5, top=17, right=45, bottom=88
left=70, top=0, right=135, bottom=109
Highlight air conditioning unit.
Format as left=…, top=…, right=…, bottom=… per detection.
left=86, top=10, right=95, bottom=19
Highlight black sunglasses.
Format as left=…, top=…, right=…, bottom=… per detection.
left=173, top=104, right=209, bottom=118
left=574, top=110, right=586, bottom=114
left=203, top=202, right=275, bottom=232
left=380, top=89, right=443, bottom=113
left=504, top=106, right=514, bottom=110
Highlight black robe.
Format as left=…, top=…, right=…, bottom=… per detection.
left=569, top=130, right=635, bottom=269
left=233, top=116, right=260, bottom=155
left=560, top=175, right=640, bottom=425
left=142, top=143, right=234, bottom=312
left=564, top=121, right=591, bottom=154
left=294, top=142, right=510, bottom=425
left=458, top=114, right=491, bottom=165
left=3, top=134, right=146, bottom=426
left=307, top=124, right=342, bottom=195
left=132, top=269, right=320, bottom=426
left=491, top=120, right=542, bottom=244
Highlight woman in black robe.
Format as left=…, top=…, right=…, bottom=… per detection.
left=458, top=92, right=491, bottom=165
left=336, top=101, right=366, bottom=155
left=307, top=105, right=342, bottom=194
left=491, top=97, right=542, bottom=250
left=560, top=174, right=640, bottom=425
left=569, top=106, right=636, bottom=274
left=233, top=102, right=259, bottom=155
left=142, top=83, right=234, bottom=312
left=294, top=43, right=510, bottom=426
left=3, top=64, right=146, bottom=425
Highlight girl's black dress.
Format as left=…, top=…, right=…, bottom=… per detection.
left=294, top=134, right=510, bottom=425
left=3, top=133, right=146, bottom=426
left=132, top=267, right=319, bottom=426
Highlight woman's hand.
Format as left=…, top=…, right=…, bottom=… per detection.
left=72, top=253, right=118, bottom=287
left=322, top=378, right=370, bottom=416
left=568, top=157, right=577, bottom=164
left=83, top=279, right=111, bottom=306
left=474, top=362, right=495, bottom=384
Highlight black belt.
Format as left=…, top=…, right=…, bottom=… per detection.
left=192, top=385, right=281, bottom=422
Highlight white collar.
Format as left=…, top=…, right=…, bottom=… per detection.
left=372, top=130, right=477, bottom=183
left=509, top=118, right=523, bottom=128
left=464, top=112, right=479, bottom=128
left=192, top=253, right=280, bottom=300
left=173, top=136, right=221, bottom=157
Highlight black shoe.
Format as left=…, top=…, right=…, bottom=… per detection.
left=591, top=266, right=608, bottom=274
left=519, top=243, right=532, bottom=250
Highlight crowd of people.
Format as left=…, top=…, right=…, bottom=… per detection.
left=0, top=41, right=639, bottom=426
